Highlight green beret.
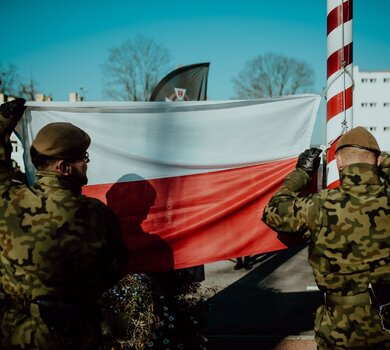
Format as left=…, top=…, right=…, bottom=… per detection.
left=32, top=122, right=91, bottom=159
left=336, top=126, right=380, bottom=156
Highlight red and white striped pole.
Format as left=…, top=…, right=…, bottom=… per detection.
left=326, top=0, right=353, bottom=188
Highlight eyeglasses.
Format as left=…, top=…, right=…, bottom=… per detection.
left=48, top=152, right=90, bottom=165
left=69, top=152, right=90, bottom=164
left=81, top=152, right=90, bottom=163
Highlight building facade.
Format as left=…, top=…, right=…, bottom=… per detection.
left=353, top=66, right=390, bottom=152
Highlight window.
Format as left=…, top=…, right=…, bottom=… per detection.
left=361, top=103, right=377, bottom=108
left=384, top=102, right=390, bottom=108
left=384, top=127, right=390, bottom=132
left=384, top=78, right=390, bottom=83
left=367, top=126, right=377, bottom=132
left=361, top=78, right=378, bottom=83
left=11, top=141, right=18, bottom=153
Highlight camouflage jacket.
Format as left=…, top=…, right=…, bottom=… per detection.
left=0, top=164, right=128, bottom=301
left=262, top=153, right=390, bottom=296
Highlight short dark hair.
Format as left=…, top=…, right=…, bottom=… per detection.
left=30, top=146, right=58, bottom=170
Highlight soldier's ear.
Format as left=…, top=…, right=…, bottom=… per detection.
left=56, top=160, right=72, bottom=176
left=377, top=155, right=382, bottom=167
left=336, top=152, right=344, bottom=171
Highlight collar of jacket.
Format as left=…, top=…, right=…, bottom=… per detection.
left=35, top=171, right=82, bottom=195
left=339, top=163, right=382, bottom=187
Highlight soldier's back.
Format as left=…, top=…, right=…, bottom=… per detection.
left=0, top=173, right=123, bottom=349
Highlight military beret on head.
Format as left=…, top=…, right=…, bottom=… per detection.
left=32, top=122, right=91, bottom=159
left=335, top=126, right=380, bottom=156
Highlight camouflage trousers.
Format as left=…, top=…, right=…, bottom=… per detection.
left=314, top=304, right=390, bottom=349
left=0, top=302, right=101, bottom=350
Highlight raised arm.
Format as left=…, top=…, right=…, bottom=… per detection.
left=262, top=148, right=322, bottom=235
left=0, top=99, right=26, bottom=182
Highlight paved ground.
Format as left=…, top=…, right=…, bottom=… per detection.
left=200, top=243, right=321, bottom=349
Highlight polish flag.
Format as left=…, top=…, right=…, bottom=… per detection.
left=21, top=95, right=320, bottom=272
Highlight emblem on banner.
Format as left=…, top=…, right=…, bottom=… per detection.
left=175, top=88, right=187, bottom=100
left=166, top=88, right=189, bottom=101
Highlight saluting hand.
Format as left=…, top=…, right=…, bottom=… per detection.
left=296, top=148, right=322, bottom=175
left=0, top=98, right=26, bottom=134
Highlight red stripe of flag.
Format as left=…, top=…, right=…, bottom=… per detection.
left=83, top=159, right=302, bottom=272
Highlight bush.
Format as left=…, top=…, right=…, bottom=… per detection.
left=98, top=274, right=157, bottom=349
left=98, top=273, right=210, bottom=350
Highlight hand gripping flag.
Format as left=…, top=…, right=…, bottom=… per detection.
left=19, top=94, right=320, bottom=273
left=150, top=63, right=210, bottom=101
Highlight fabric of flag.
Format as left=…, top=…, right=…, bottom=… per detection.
left=150, top=63, right=210, bottom=101
left=19, top=94, right=321, bottom=273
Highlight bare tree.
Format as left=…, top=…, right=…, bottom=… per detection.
left=0, top=63, right=20, bottom=96
left=232, top=52, right=315, bottom=99
left=0, top=63, right=50, bottom=101
left=101, top=36, right=171, bottom=101
left=18, top=79, right=40, bottom=100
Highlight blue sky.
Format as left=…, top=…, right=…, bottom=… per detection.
left=1, top=0, right=389, bottom=144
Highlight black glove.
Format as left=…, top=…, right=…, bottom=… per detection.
left=296, top=148, right=322, bottom=175
left=0, top=98, right=26, bottom=161
left=0, top=98, right=26, bottom=134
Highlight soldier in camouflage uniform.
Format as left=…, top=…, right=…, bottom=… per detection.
left=0, top=99, right=128, bottom=349
left=262, top=127, right=390, bottom=349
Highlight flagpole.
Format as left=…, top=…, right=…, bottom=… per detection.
left=326, top=0, right=353, bottom=188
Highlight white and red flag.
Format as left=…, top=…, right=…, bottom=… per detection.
left=20, top=95, right=320, bottom=273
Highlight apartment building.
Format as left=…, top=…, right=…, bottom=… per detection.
left=353, top=65, right=390, bottom=152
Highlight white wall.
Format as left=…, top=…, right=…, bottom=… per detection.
left=353, top=66, right=390, bottom=152
left=10, top=133, right=25, bottom=172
